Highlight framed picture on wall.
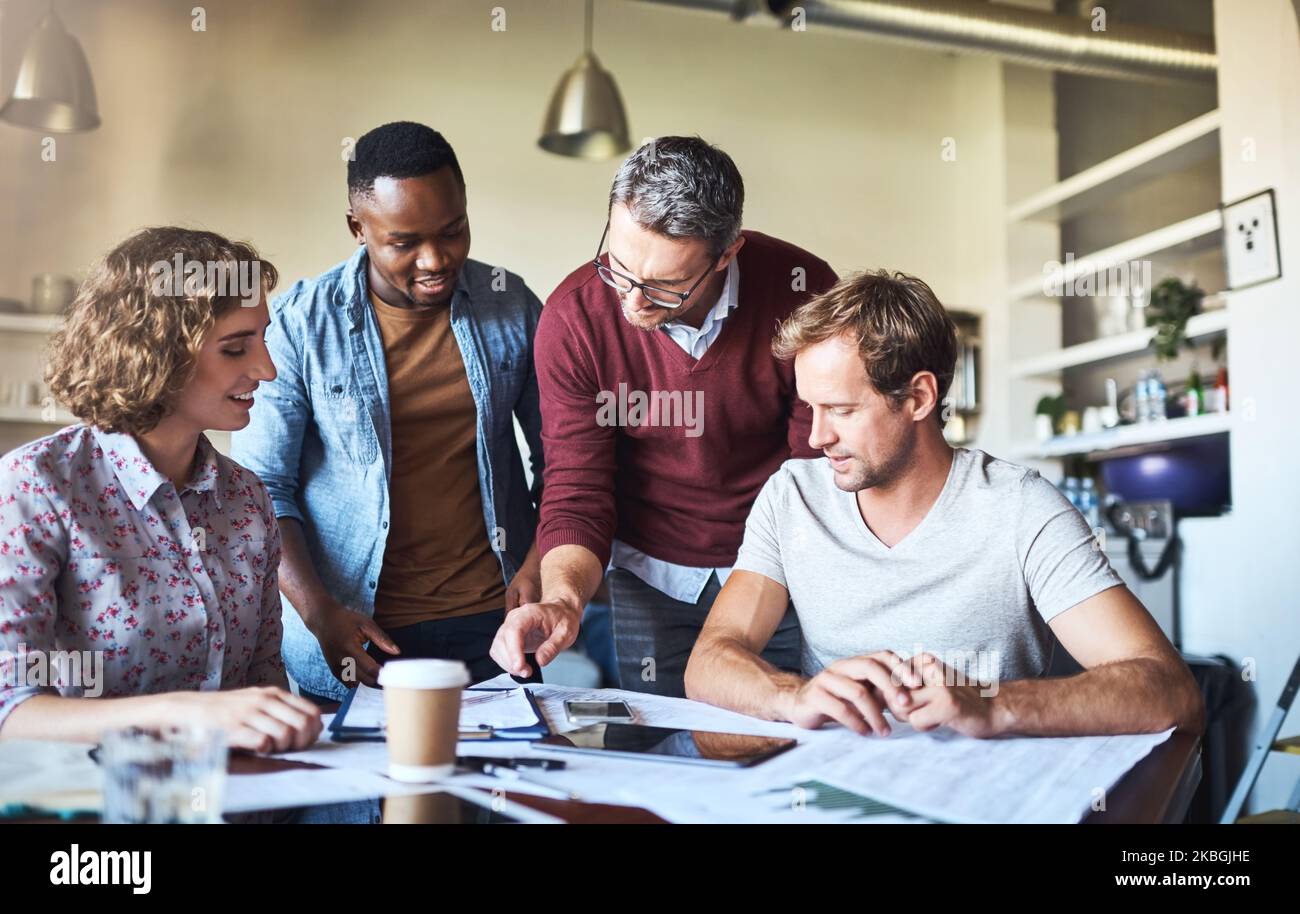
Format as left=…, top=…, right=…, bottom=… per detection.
left=1221, top=188, right=1282, bottom=290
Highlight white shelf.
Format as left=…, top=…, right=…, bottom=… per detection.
left=0, top=313, right=62, bottom=333
left=1010, top=308, right=1229, bottom=378
left=1012, top=412, right=1231, bottom=460
left=1008, top=210, right=1223, bottom=302
left=0, top=405, right=75, bottom=425
left=1007, top=110, right=1221, bottom=224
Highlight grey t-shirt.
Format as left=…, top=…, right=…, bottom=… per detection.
left=733, top=448, right=1123, bottom=682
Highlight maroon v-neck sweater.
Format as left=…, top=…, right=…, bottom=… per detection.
left=535, top=230, right=838, bottom=569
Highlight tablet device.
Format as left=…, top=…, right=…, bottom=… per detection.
left=534, top=723, right=796, bottom=768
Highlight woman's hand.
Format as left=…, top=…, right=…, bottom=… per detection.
left=171, top=687, right=324, bottom=754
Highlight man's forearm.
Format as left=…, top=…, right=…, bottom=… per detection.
left=539, top=544, right=604, bottom=614
left=686, top=634, right=805, bottom=722
left=989, top=655, right=1205, bottom=737
left=277, top=518, right=334, bottom=630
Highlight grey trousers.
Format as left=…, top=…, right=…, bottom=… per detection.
left=607, top=568, right=803, bottom=698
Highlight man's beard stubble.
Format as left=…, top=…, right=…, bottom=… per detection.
left=621, top=302, right=672, bottom=331
left=831, top=431, right=916, bottom=493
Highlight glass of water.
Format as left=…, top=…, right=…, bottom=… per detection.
left=100, top=726, right=228, bottom=824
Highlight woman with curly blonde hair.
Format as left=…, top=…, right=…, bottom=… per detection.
left=0, top=226, right=321, bottom=753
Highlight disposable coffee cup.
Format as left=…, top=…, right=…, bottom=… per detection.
left=377, top=659, right=469, bottom=783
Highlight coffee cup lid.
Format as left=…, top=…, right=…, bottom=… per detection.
left=377, top=659, right=470, bottom=690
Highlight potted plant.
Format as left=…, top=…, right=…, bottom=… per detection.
left=1035, top=393, right=1066, bottom=440
left=1146, top=277, right=1205, bottom=361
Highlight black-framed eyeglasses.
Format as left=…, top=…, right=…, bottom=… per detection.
left=592, top=221, right=720, bottom=311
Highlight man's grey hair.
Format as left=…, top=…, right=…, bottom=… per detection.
left=608, top=136, right=745, bottom=254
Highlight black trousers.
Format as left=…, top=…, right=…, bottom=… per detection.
left=366, top=607, right=542, bottom=685
left=298, top=609, right=541, bottom=705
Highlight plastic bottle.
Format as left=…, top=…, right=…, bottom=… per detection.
left=1185, top=364, right=1204, bottom=418
left=1063, top=476, right=1081, bottom=512
left=1212, top=365, right=1229, bottom=413
left=1149, top=369, right=1168, bottom=422
left=1080, top=478, right=1100, bottom=529
left=1135, top=371, right=1151, bottom=424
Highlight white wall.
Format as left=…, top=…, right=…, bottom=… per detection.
left=1177, top=0, right=1300, bottom=816
left=0, top=0, right=1006, bottom=302
left=0, top=0, right=1012, bottom=454
left=1000, top=59, right=1061, bottom=462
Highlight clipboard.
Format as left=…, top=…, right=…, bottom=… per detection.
left=328, top=686, right=551, bottom=743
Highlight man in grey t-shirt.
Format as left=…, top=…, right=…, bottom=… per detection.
left=685, top=270, right=1203, bottom=740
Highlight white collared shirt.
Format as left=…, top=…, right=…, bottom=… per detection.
left=610, top=259, right=740, bottom=603
left=657, top=257, right=738, bottom=360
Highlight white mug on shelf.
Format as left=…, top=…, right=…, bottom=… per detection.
left=1082, top=406, right=1104, bottom=435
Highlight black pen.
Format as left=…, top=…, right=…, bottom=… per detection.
left=456, top=754, right=565, bottom=772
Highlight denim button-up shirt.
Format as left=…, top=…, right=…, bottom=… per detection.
left=231, top=246, right=544, bottom=701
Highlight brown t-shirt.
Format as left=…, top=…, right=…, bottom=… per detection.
left=370, top=292, right=506, bottom=628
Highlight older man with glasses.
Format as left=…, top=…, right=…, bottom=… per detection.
left=490, top=136, right=838, bottom=696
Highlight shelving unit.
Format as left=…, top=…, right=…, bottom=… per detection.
left=1011, top=412, right=1231, bottom=460
left=944, top=310, right=981, bottom=446
left=0, top=312, right=62, bottom=334
left=1007, top=209, right=1222, bottom=302
left=1006, top=110, right=1221, bottom=224
left=1004, top=108, right=1228, bottom=464
left=0, top=405, right=76, bottom=425
left=0, top=312, right=65, bottom=426
left=1010, top=308, right=1228, bottom=378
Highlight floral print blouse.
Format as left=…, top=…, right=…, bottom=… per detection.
left=0, top=424, right=285, bottom=729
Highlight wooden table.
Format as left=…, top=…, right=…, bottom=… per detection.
left=15, top=714, right=1200, bottom=824
left=1083, top=731, right=1202, bottom=824
left=231, top=707, right=1201, bottom=824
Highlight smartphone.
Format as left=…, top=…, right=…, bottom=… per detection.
left=564, top=699, right=636, bottom=724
